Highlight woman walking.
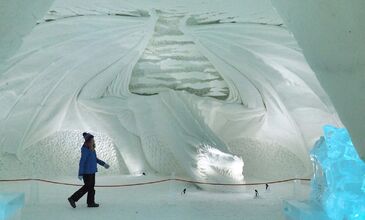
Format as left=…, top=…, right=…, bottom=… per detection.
left=68, top=132, right=110, bottom=208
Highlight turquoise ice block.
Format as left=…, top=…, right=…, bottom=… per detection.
left=310, top=126, right=365, bottom=220
left=284, top=125, right=365, bottom=220
left=0, top=193, right=25, bottom=220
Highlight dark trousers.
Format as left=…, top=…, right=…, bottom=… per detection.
left=70, top=174, right=95, bottom=205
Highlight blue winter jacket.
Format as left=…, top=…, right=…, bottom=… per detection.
left=78, top=144, right=105, bottom=176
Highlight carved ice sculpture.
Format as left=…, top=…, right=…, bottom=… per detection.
left=311, top=125, right=365, bottom=219
left=284, top=125, right=365, bottom=220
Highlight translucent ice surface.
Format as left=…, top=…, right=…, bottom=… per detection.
left=310, top=125, right=365, bottom=220
left=311, top=126, right=365, bottom=219
left=0, top=193, right=25, bottom=220
left=284, top=125, right=365, bottom=220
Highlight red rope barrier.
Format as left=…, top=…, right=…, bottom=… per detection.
left=173, top=178, right=311, bottom=186
left=0, top=177, right=311, bottom=187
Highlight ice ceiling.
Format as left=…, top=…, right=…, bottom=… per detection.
left=0, top=0, right=360, bottom=183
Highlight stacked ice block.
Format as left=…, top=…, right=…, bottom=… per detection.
left=0, top=193, right=24, bottom=220
left=284, top=125, right=365, bottom=220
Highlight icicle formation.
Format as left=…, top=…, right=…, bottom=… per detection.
left=310, top=125, right=365, bottom=220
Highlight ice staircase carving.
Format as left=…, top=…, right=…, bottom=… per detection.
left=129, top=10, right=229, bottom=99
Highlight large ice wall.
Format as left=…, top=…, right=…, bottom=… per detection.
left=0, top=0, right=342, bottom=183
left=271, top=0, right=365, bottom=160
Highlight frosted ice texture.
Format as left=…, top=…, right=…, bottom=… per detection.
left=310, top=125, right=365, bottom=220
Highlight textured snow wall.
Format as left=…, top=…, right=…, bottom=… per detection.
left=0, top=0, right=341, bottom=184
left=271, top=0, right=365, bottom=161
left=0, top=0, right=55, bottom=70
left=0, top=131, right=126, bottom=178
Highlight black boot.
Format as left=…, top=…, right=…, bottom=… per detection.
left=68, top=197, right=76, bottom=208
left=87, top=203, right=99, bottom=208
left=87, top=189, right=98, bottom=207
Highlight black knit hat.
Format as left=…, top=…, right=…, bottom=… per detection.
left=83, top=132, right=94, bottom=142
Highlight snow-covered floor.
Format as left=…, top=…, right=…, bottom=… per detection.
left=1, top=175, right=310, bottom=220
